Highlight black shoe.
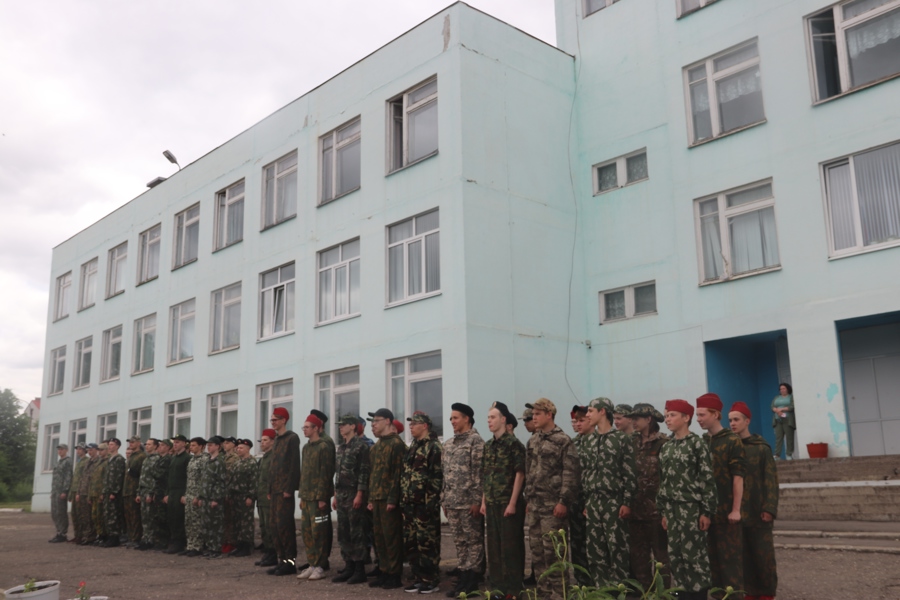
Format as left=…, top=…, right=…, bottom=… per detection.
left=405, top=582, right=423, bottom=593
left=254, top=542, right=265, bottom=550
left=177, top=549, right=190, bottom=556
left=382, top=575, right=403, bottom=589
left=274, top=560, right=297, bottom=576
left=419, top=582, right=440, bottom=594
left=332, top=564, right=354, bottom=583
left=446, top=567, right=461, bottom=578
left=267, top=562, right=282, bottom=575
left=103, top=537, right=120, bottom=548
left=164, top=543, right=184, bottom=554
left=347, top=561, right=367, bottom=585
left=184, top=550, right=201, bottom=557
left=48, top=534, right=66, bottom=543
left=523, top=571, right=536, bottom=585
left=369, top=576, right=386, bottom=588
left=206, top=551, right=223, bottom=559
left=367, top=566, right=384, bottom=578
left=231, top=543, right=251, bottom=557
left=257, top=552, right=278, bottom=567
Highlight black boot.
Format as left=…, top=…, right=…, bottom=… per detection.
left=274, top=559, right=297, bottom=576
left=231, top=541, right=251, bottom=557
left=257, top=551, right=277, bottom=567
left=367, top=566, right=383, bottom=578
left=332, top=562, right=354, bottom=583
left=369, top=573, right=386, bottom=588
left=446, top=569, right=467, bottom=597
left=347, top=561, right=367, bottom=585
left=462, top=570, right=480, bottom=594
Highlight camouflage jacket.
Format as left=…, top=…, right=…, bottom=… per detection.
left=658, top=432, right=717, bottom=518
left=224, top=451, right=240, bottom=489
left=269, top=430, right=301, bottom=495
left=578, top=428, right=637, bottom=508
left=229, top=454, right=259, bottom=501
left=368, top=433, right=407, bottom=504
left=300, top=437, right=335, bottom=502
left=631, top=431, right=668, bottom=520
left=441, top=428, right=484, bottom=509
left=153, top=454, right=172, bottom=497
left=137, top=454, right=160, bottom=497
left=401, top=434, right=443, bottom=508
left=51, top=455, right=72, bottom=496
left=482, top=432, right=526, bottom=505
left=740, top=434, right=779, bottom=527
left=166, top=450, right=189, bottom=495
left=70, top=456, right=87, bottom=497
left=704, top=428, right=747, bottom=523
left=200, top=453, right=227, bottom=503
left=78, top=456, right=97, bottom=496
left=525, top=426, right=580, bottom=509
left=124, top=450, right=146, bottom=495
left=256, top=451, right=272, bottom=505
left=335, top=435, right=370, bottom=499
left=361, top=435, right=375, bottom=447
left=103, top=453, right=126, bottom=497
left=185, top=453, right=205, bottom=499
left=89, top=456, right=108, bottom=498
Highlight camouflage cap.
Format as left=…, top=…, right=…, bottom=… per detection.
left=337, top=413, right=359, bottom=426
left=588, top=397, right=614, bottom=412
left=629, top=403, right=664, bottom=422
left=613, top=403, right=633, bottom=416
left=406, top=411, right=433, bottom=427
left=521, top=407, right=533, bottom=422
left=530, top=398, right=557, bottom=416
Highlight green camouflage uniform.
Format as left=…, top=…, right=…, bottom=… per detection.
left=103, top=453, right=126, bottom=536
left=368, top=432, right=407, bottom=577
left=70, top=455, right=88, bottom=541
left=269, top=429, right=301, bottom=563
left=185, top=452, right=206, bottom=551
left=335, top=435, right=370, bottom=562
left=90, top=455, right=108, bottom=539
left=740, top=435, right=778, bottom=598
left=658, top=432, right=716, bottom=594
left=137, top=453, right=165, bottom=547
left=630, top=431, right=671, bottom=589
left=569, top=433, right=589, bottom=585
left=256, top=450, right=273, bottom=552
left=124, top=449, right=146, bottom=543
left=223, top=450, right=240, bottom=547
left=76, top=455, right=98, bottom=542
left=50, top=454, right=72, bottom=537
left=441, top=428, right=485, bottom=574
left=165, top=449, right=190, bottom=548
left=401, top=433, right=443, bottom=585
left=300, top=436, right=336, bottom=568
left=229, top=454, right=259, bottom=546
left=524, top=426, right=580, bottom=600
left=200, top=453, right=227, bottom=552
left=482, top=432, right=526, bottom=597
left=704, top=428, right=747, bottom=598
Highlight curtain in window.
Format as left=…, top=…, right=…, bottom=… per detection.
left=847, top=8, right=900, bottom=87
left=717, top=67, right=764, bottom=133
left=604, top=291, right=626, bottom=320
left=319, top=270, right=333, bottom=322
left=626, top=154, right=648, bottom=183
left=425, top=232, right=440, bottom=293
left=349, top=260, right=360, bottom=314
left=598, top=164, right=618, bottom=191
left=408, top=241, right=422, bottom=296
left=826, top=162, right=858, bottom=250
left=730, top=207, right=779, bottom=274
left=855, top=142, right=900, bottom=246
left=228, top=198, right=243, bottom=244
left=699, top=201, right=724, bottom=280
left=335, top=265, right=348, bottom=316
left=690, top=82, right=713, bottom=141
left=388, top=245, right=405, bottom=302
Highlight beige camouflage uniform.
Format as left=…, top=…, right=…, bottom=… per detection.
left=441, top=428, right=485, bottom=574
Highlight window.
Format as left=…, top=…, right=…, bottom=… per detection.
left=173, top=204, right=200, bottom=269
left=321, top=118, right=361, bottom=204
left=318, top=240, right=360, bottom=324
left=685, top=40, right=765, bottom=145
left=259, top=263, right=295, bottom=339
left=97, top=412, right=117, bottom=443
left=215, top=180, right=245, bottom=249
left=388, top=351, right=443, bottom=439
left=73, top=336, right=92, bottom=390
left=54, top=272, right=71, bottom=321
left=138, top=225, right=161, bottom=284
left=133, top=314, right=156, bottom=374
left=208, top=391, right=238, bottom=438
left=388, top=78, right=438, bottom=172
left=48, top=346, right=66, bottom=395
left=43, top=424, right=61, bottom=472
left=100, top=325, right=123, bottom=382
left=166, top=399, right=191, bottom=438
left=317, top=368, right=360, bottom=439
left=69, top=418, right=87, bottom=449
left=169, top=299, right=196, bottom=364
left=387, top=209, right=440, bottom=304
left=808, top=0, right=900, bottom=101
left=79, top=258, right=98, bottom=310
left=678, top=0, right=718, bottom=17
left=585, top=0, right=619, bottom=16
left=210, top=282, right=241, bottom=353
left=106, top=242, right=128, bottom=298
left=129, top=407, right=152, bottom=441
left=593, top=149, right=648, bottom=194
left=258, top=380, right=293, bottom=433
left=695, top=180, right=780, bottom=283
left=600, top=282, right=657, bottom=323
left=824, top=140, right=900, bottom=256
left=262, top=152, right=298, bottom=229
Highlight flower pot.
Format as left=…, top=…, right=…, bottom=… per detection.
left=807, top=443, right=828, bottom=459
left=3, top=581, right=61, bottom=600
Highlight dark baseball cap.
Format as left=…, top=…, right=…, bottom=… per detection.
left=367, top=408, right=394, bottom=422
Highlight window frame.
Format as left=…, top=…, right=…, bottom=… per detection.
left=210, top=282, right=241, bottom=354
left=584, top=0, right=620, bottom=17
left=97, top=412, right=117, bottom=443
left=133, top=313, right=157, bottom=375
left=129, top=407, right=152, bottom=441
left=78, top=258, right=98, bottom=311
left=173, top=203, right=200, bottom=270
left=261, top=151, right=298, bottom=230
left=592, top=149, right=649, bottom=195
left=387, top=77, right=439, bottom=173
left=259, top=263, right=295, bottom=340
left=207, top=391, right=239, bottom=438
left=100, top=325, right=123, bottom=383
left=73, top=335, right=92, bottom=390
left=316, top=367, right=361, bottom=440
left=676, top=0, right=718, bottom=18
left=599, top=281, right=658, bottom=324
left=48, top=345, right=66, bottom=396
left=320, top=117, right=362, bottom=205
left=214, top=180, right=245, bottom=250
left=106, top=242, right=128, bottom=298
left=317, top=239, right=361, bottom=325
left=69, top=418, right=87, bottom=450
left=257, top=379, right=294, bottom=434
left=54, top=272, right=72, bottom=321
left=385, top=209, right=441, bottom=306
left=168, top=298, right=196, bottom=365
left=387, top=351, right=443, bottom=442
left=137, top=225, right=162, bottom=285
left=42, top=423, right=61, bottom=472
left=165, top=399, right=192, bottom=438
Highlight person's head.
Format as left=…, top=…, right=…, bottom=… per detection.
left=613, top=404, right=634, bottom=432
left=87, top=443, right=98, bottom=458
left=522, top=407, right=535, bottom=433
left=222, top=438, right=236, bottom=453
left=779, top=383, right=793, bottom=396
left=270, top=407, right=290, bottom=432
left=310, top=410, right=329, bottom=433
left=128, top=436, right=142, bottom=452
left=487, top=402, right=512, bottom=436
left=586, top=397, right=614, bottom=428
left=529, top=398, right=557, bottom=431
left=75, top=445, right=86, bottom=459
left=57, top=443, right=68, bottom=458
left=235, top=439, right=253, bottom=457
left=367, top=408, right=394, bottom=438
left=171, top=434, right=188, bottom=453
left=664, top=400, right=694, bottom=433
left=356, top=417, right=366, bottom=438
left=450, top=403, right=475, bottom=435
left=570, top=405, right=588, bottom=434
left=629, top=403, right=663, bottom=435
left=145, top=438, right=158, bottom=454
left=695, top=393, right=724, bottom=431
left=303, top=415, right=323, bottom=440
left=157, top=439, right=172, bottom=455
left=189, top=437, right=206, bottom=455
left=259, top=429, right=276, bottom=453
left=407, top=412, right=432, bottom=440
left=98, top=443, right=109, bottom=457
left=206, top=436, right=223, bottom=456
left=337, top=414, right=359, bottom=440
left=108, top=438, right=121, bottom=453
left=729, top=402, right=752, bottom=437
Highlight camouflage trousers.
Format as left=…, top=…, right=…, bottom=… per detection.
left=90, top=497, right=106, bottom=538
left=402, top=502, right=441, bottom=584
left=300, top=499, right=332, bottom=568
left=708, top=520, right=744, bottom=599
left=742, top=525, right=777, bottom=597
left=371, top=500, right=403, bottom=576
left=166, top=492, right=186, bottom=547
left=231, top=496, right=255, bottom=544
left=50, top=494, right=68, bottom=536
left=224, top=499, right=234, bottom=546
left=444, top=507, right=484, bottom=572
left=585, top=492, right=631, bottom=587
left=526, top=508, right=568, bottom=600
left=124, top=494, right=142, bottom=542
left=336, top=493, right=368, bottom=562
left=662, top=501, right=710, bottom=594
left=270, top=492, right=298, bottom=561
left=73, top=497, right=93, bottom=541
left=185, top=497, right=204, bottom=551
left=140, top=497, right=168, bottom=546
left=200, top=500, right=225, bottom=552
left=103, top=496, right=124, bottom=536
left=485, top=499, right=525, bottom=597
left=568, top=502, right=589, bottom=585
left=629, top=518, right=671, bottom=590
left=257, top=501, right=272, bottom=551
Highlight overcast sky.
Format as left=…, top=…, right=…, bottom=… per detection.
left=0, top=1, right=556, bottom=407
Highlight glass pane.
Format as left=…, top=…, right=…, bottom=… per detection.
left=388, top=244, right=404, bottom=302
left=700, top=213, right=725, bottom=280
left=285, top=282, right=294, bottom=332
left=391, top=101, right=404, bottom=170
left=854, top=142, right=900, bottom=247
left=180, top=315, right=194, bottom=360
left=321, top=144, right=334, bottom=201
left=408, top=101, right=438, bottom=163
left=846, top=7, right=900, bottom=88
left=411, top=378, right=443, bottom=438
left=336, top=369, right=360, bottom=386
left=425, top=232, right=440, bottom=293
left=278, top=152, right=298, bottom=173
left=209, top=407, right=218, bottom=435
left=274, top=381, right=293, bottom=398
left=229, top=182, right=245, bottom=199
left=389, top=219, right=414, bottom=243
left=262, top=270, right=279, bottom=289
left=335, top=265, right=348, bottom=316
left=184, top=219, right=199, bottom=263
left=337, top=139, right=361, bottom=196
left=224, top=300, right=240, bottom=348
left=585, top=0, right=608, bottom=15
left=726, top=183, right=773, bottom=207
left=717, top=66, right=764, bottom=133
left=281, top=263, right=295, bottom=281
left=626, top=153, right=648, bottom=183
left=604, top=290, right=626, bottom=320
left=277, top=171, right=298, bottom=220
left=409, top=80, right=437, bottom=105
left=729, top=207, right=780, bottom=274
left=221, top=411, right=238, bottom=438
left=597, top=163, right=618, bottom=191
left=391, top=377, right=405, bottom=422
left=408, top=240, right=422, bottom=296
left=227, top=198, right=243, bottom=245
left=688, top=64, right=707, bottom=83
left=176, top=418, right=191, bottom=438
left=844, top=0, right=894, bottom=20
left=349, top=260, right=360, bottom=314
left=338, top=120, right=361, bottom=142
left=109, top=338, right=121, bottom=378
left=335, top=391, right=360, bottom=423
left=391, top=361, right=405, bottom=377
left=634, top=284, right=657, bottom=314
left=812, top=12, right=842, bottom=100
left=714, top=43, right=758, bottom=72
left=690, top=82, right=713, bottom=141
left=320, top=247, right=341, bottom=268
left=416, top=210, right=440, bottom=234
left=225, top=283, right=241, bottom=302
left=140, top=409, right=151, bottom=420
left=319, top=270, right=333, bottom=322
left=142, top=331, right=155, bottom=370
left=221, top=392, right=238, bottom=406
left=411, top=353, right=442, bottom=373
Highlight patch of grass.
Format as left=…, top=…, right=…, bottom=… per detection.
left=0, top=501, right=31, bottom=511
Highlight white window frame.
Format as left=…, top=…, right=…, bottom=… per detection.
left=683, top=39, right=765, bottom=145
left=805, top=0, right=900, bottom=102
left=100, top=325, right=123, bottom=383
left=262, top=151, right=298, bottom=229
left=97, top=412, right=117, bottom=443
left=320, top=117, right=362, bottom=204
left=42, top=423, right=61, bottom=472
left=207, top=391, right=239, bottom=438
left=693, top=179, right=781, bottom=284
left=387, top=77, right=438, bottom=173
left=215, top=180, right=245, bottom=250
left=69, top=418, right=87, bottom=450
left=54, top=272, right=72, bottom=321
left=386, top=209, right=441, bottom=306
left=599, top=281, right=658, bottom=323
left=592, top=149, right=649, bottom=195
left=73, top=336, right=92, bottom=390
left=387, top=351, right=443, bottom=441
left=259, top=263, right=295, bottom=340
left=137, top=224, right=162, bottom=284
left=165, top=399, right=192, bottom=438
left=317, top=239, right=361, bottom=325
left=106, top=242, right=128, bottom=298
left=133, top=313, right=156, bottom=375
left=316, top=367, right=360, bottom=440
left=677, top=0, right=718, bottom=18
left=169, top=298, right=196, bottom=365
left=210, top=282, right=241, bottom=354
left=585, top=0, right=620, bottom=17
left=257, top=379, right=294, bottom=434
left=48, top=345, right=66, bottom=396
left=129, top=407, right=152, bottom=441
left=79, top=258, right=98, bottom=311
left=173, top=203, right=200, bottom=269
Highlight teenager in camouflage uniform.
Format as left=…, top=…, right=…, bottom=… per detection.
left=68, top=444, right=88, bottom=542
left=729, top=403, right=779, bottom=600
left=524, top=398, right=580, bottom=600
left=568, top=405, right=590, bottom=586
left=48, top=443, right=72, bottom=542
left=221, top=437, right=238, bottom=552
left=442, top=402, right=485, bottom=597
left=311, top=409, right=337, bottom=568
left=659, top=400, right=716, bottom=600
left=199, top=436, right=227, bottom=557
left=614, top=404, right=634, bottom=435
left=366, top=408, right=407, bottom=590
left=89, top=443, right=109, bottom=544
left=400, top=412, right=443, bottom=594
left=137, top=439, right=168, bottom=550
left=696, top=393, right=746, bottom=600
left=297, top=414, right=336, bottom=581
left=183, top=437, right=207, bottom=556
left=255, top=429, right=276, bottom=567
left=481, top=402, right=526, bottom=598
left=76, top=444, right=99, bottom=544
left=136, top=438, right=159, bottom=550
left=124, top=436, right=146, bottom=546
left=163, top=435, right=190, bottom=553
left=102, top=438, right=126, bottom=547
left=227, top=439, right=258, bottom=557
left=628, top=403, right=671, bottom=590
left=268, top=407, right=301, bottom=576
left=331, top=413, right=370, bottom=584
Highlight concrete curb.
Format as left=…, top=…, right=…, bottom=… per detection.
left=776, top=530, right=900, bottom=540
left=775, top=542, right=900, bottom=555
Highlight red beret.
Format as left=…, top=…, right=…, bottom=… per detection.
left=665, top=399, right=694, bottom=418
left=261, top=428, right=276, bottom=438
left=305, top=414, right=323, bottom=429
left=356, top=423, right=364, bottom=435
left=393, top=419, right=405, bottom=434
left=272, top=407, right=290, bottom=421
left=730, top=402, right=752, bottom=419
left=696, top=393, right=723, bottom=412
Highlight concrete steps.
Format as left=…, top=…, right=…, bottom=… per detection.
left=776, top=455, right=900, bottom=484
left=773, top=520, right=900, bottom=554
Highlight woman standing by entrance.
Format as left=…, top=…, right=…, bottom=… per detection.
left=771, top=383, right=796, bottom=460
